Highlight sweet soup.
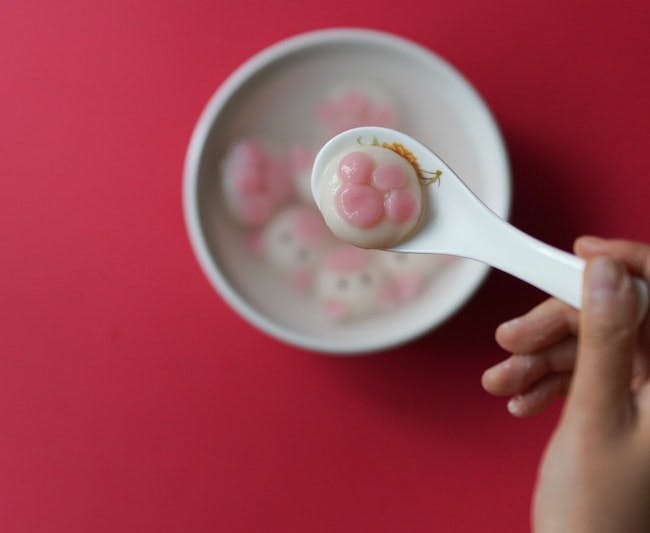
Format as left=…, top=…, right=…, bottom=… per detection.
left=218, top=84, right=446, bottom=322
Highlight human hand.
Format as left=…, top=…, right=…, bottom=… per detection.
left=485, top=236, right=650, bottom=532
left=482, top=236, right=650, bottom=417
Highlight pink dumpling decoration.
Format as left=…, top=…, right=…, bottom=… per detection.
left=338, top=151, right=374, bottom=185
left=317, top=245, right=384, bottom=321
left=334, top=153, right=420, bottom=229
left=261, top=206, right=334, bottom=293
left=238, top=194, right=275, bottom=226
left=384, top=189, right=419, bottom=224
left=316, top=88, right=396, bottom=135
left=372, top=163, right=407, bottom=191
left=325, top=244, right=371, bottom=273
left=336, top=185, right=384, bottom=229
left=222, top=139, right=293, bottom=227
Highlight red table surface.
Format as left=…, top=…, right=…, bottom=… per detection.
left=1, top=2, right=649, bottom=532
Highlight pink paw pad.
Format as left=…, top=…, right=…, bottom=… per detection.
left=385, top=189, right=419, bottom=224
left=338, top=151, right=374, bottom=184
left=335, top=151, right=420, bottom=229
left=372, top=163, right=407, bottom=191
left=336, top=185, right=384, bottom=229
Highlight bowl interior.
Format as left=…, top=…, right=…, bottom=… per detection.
left=187, top=30, right=510, bottom=353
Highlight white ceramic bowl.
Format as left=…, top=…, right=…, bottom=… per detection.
left=183, top=28, right=511, bottom=355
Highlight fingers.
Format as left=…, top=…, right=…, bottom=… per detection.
left=482, top=338, right=577, bottom=397
left=575, top=236, right=650, bottom=281
left=488, top=300, right=578, bottom=418
left=568, top=256, right=640, bottom=419
left=489, top=236, right=650, bottom=422
left=496, top=298, right=578, bottom=354
left=507, top=373, right=571, bottom=418
left=576, top=236, right=650, bottom=329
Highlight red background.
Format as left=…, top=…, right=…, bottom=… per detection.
left=2, top=1, right=649, bottom=532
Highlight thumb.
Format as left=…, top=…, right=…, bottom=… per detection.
left=568, top=256, right=639, bottom=418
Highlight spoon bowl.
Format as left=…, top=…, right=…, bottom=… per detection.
left=312, top=126, right=649, bottom=316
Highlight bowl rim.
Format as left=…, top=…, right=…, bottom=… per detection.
left=183, top=27, right=511, bottom=355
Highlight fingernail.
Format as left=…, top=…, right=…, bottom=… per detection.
left=588, top=256, right=621, bottom=302
left=507, top=396, right=523, bottom=416
left=483, top=359, right=509, bottom=380
left=578, top=235, right=604, bottom=251
left=498, top=317, right=520, bottom=333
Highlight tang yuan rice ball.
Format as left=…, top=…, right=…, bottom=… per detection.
left=221, top=139, right=293, bottom=227
left=376, top=251, right=441, bottom=306
left=261, top=206, right=335, bottom=292
left=317, top=145, right=424, bottom=249
left=316, top=245, right=386, bottom=321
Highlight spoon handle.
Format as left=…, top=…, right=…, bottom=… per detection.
left=466, top=209, right=649, bottom=320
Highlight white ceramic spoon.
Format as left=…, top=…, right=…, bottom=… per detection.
left=312, top=126, right=649, bottom=316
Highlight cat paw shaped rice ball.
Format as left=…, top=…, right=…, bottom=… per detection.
left=261, top=206, right=334, bottom=292
left=316, top=245, right=385, bottom=321
left=317, top=145, right=424, bottom=249
left=221, top=139, right=293, bottom=227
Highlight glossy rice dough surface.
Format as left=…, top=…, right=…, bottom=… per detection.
left=318, top=145, right=424, bottom=248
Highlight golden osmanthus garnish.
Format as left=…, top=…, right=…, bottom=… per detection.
left=356, top=136, right=442, bottom=186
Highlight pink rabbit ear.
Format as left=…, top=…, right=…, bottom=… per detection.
left=230, top=139, right=267, bottom=168
left=293, top=207, right=329, bottom=245
left=323, top=298, right=349, bottom=320
left=237, top=194, right=274, bottom=226
left=372, top=105, right=395, bottom=128
left=394, top=272, right=424, bottom=301
left=326, top=245, right=369, bottom=273
left=289, top=269, right=314, bottom=292
left=339, top=89, right=369, bottom=115
left=246, top=229, right=266, bottom=256
left=233, top=169, right=264, bottom=195
left=376, top=280, right=400, bottom=311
